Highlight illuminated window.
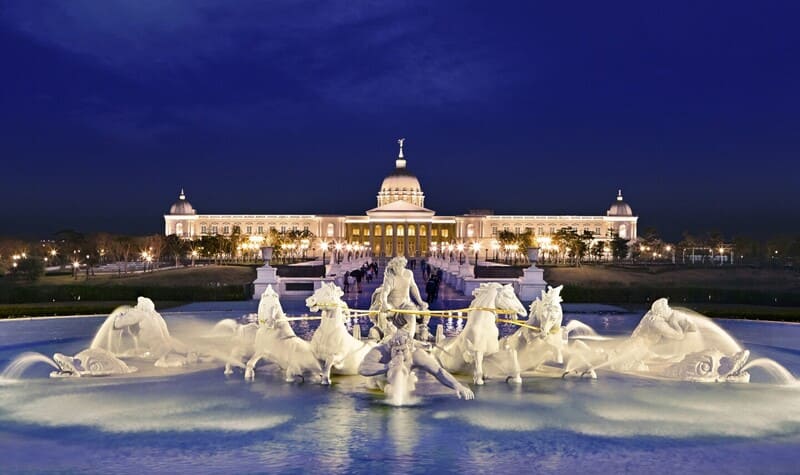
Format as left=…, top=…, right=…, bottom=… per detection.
left=327, top=223, right=334, bottom=237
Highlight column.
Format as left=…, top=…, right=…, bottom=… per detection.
left=426, top=223, right=432, bottom=256
left=389, top=224, right=397, bottom=257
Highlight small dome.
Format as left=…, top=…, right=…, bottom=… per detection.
left=607, top=189, right=633, bottom=216
left=169, top=189, right=196, bottom=215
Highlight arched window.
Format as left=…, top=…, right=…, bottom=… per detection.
left=175, top=222, right=183, bottom=236
left=386, top=225, right=394, bottom=237
left=374, top=225, right=382, bottom=236
left=408, top=225, right=416, bottom=236
left=397, top=225, right=405, bottom=237
left=420, top=225, right=427, bottom=236
left=466, top=223, right=475, bottom=238
left=326, top=223, right=334, bottom=237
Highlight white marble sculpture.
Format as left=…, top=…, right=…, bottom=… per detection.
left=307, top=282, right=376, bottom=384
left=51, top=348, right=137, bottom=377
left=562, top=298, right=753, bottom=382
left=359, top=329, right=474, bottom=403
left=433, top=283, right=527, bottom=385
left=89, top=297, right=197, bottom=367
left=371, top=256, right=430, bottom=341
left=244, top=285, right=322, bottom=382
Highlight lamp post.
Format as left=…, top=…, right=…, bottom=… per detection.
left=471, top=242, right=481, bottom=273
left=456, top=243, right=465, bottom=265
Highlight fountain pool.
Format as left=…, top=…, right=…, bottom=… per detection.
left=1, top=302, right=799, bottom=474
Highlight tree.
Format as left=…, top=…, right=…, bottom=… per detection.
left=164, top=234, right=189, bottom=267
left=112, top=235, right=137, bottom=274
left=12, top=257, right=45, bottom=282
left=611, top=234, right=629, bottom=261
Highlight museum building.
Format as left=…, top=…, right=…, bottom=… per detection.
left=164, top=142, right=638, bottom=257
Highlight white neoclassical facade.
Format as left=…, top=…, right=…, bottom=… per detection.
left=164, top=141, right=638, bottom=256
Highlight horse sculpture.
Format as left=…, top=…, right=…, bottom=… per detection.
left=433, top=283, right=527, bottom=385
left=212, top=317, right=259, bottom=375
left=243, top=285, right=322, bottom=383
left=89, top=297, right=196, bottom=367
left=307, top=282, right=377, bottom=385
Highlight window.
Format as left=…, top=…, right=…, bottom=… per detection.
left=432, top=228, right=438, bottom=237
left=201, top=225, right=208, bottom=235
left=550, top=226, right=555, bottom=234
left=408, top=225, right=415, bottom=236
left=515, top=226, right=521, bottom=234
left=397, top=225, right=405, bottom=237
left=281, top=226, right=286, bottom=233
left=327, top=223, right=334, bottom=237
left=175, top=223, right=183, bottom=236
left=386, top=225, right=393, bottom=236
left=246, top=226, right=252, bottom=234
left=352, top=228, right=360, bottom=236
left=258, top=226, right=264, bottom=234
left=211, top=225, right=218, bottom=235
left=420, top=225, right=427, bottom=236
left=304, top=225, right=309, bottom=232
left=441, top=229, right=448, bottom=238
left=619, top=224, right=628, bottom=239
left=223, top=225, right=230, bottom=235
left=375, top=225, right=382, bottom=236
left=595, top=227, right=600, bottom=235
left=538, top=226, right=543, bottom=236
left=491, top=226, right=498, bottom=236
left=466, top=223, right=474, bottom=238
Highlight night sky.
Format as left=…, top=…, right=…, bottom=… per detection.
left=1, top=1, right=798, bottom=240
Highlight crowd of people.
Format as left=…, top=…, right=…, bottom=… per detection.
left=342, top=261, right=380, bottom=293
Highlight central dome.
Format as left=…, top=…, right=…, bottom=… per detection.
left=380, top=168, right=422, bottom=194
left=376, top=139, right=425, bottom=207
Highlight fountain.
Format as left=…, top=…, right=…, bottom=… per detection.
left=1, top=279, right=798, bottom=472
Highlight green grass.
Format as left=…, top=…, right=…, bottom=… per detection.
left=34, top=265, right=256, bottom=287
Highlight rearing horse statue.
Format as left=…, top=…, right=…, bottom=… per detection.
left=433, top=283, right=527, bottom=385
left=307, top=282, right=377, bottom=384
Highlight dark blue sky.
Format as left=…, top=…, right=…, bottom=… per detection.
left=1, top=1, right=798, bottom=240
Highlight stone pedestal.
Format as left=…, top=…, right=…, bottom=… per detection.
left=253, top=247, right=279, bottom=299
left=518, top=265, right=547, bottom=301
left=518, top=247, right=546, bottom=300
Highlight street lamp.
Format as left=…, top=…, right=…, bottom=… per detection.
left=471, top=242, right=481, bottom=269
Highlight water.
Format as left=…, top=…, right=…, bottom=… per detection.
left=1, top=304, right=799, bottom=474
